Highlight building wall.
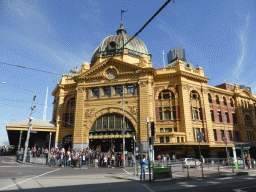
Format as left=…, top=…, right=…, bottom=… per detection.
left=52, top=55, right=256, bottom=155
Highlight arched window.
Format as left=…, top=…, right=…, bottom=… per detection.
left=67, top=98, right=76, bottom=107
left=241, top=100, right=244, bottom=108
left=158, top=90, right=175, bottom=100
left=208, top=93, right=212, bottom=103
left=191, top=90, right=199, bottom=100
left=223, top=97, right=227, bottom=106
left=230, top=98, right=234, bottom=107
left=90, top=113, right=135, bottom=133
left=245, top=115, right=252, bottom=127
left=216, top=95, right=220, bottom=104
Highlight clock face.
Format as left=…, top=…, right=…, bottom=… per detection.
left=108, top=71, right=116, bottom=79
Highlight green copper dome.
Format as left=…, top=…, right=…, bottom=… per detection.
left=91, top=23, right=149, bottom=65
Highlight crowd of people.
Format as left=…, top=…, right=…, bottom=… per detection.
left=24, top=146, right=137, bottom=168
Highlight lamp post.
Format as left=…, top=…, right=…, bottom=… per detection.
left=0, top=82, right=36, bottom=162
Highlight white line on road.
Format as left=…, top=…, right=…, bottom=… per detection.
left=122, top=168, right=132, bottom=175
left=233, top=185, right=256, bottom=192
left=0, top=168, right=60, bottom=191
left=142, top=184, right=154, bottom=192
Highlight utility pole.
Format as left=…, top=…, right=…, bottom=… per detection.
left=23, top=94, right=36, bottom=162
left=122, top=85, right=127, bottom=168
left=146, top=117, right=151, bottom=182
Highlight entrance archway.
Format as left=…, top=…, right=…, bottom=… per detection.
left=63, top=135, right=72, bottom=151
left=89, top=113, right=135, bottom=152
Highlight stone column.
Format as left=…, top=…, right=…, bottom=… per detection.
left=99, top=87, right=102, bottom=99
left=138, top=75, right=154, bottom=153
left=87, top=88, right=91, bottom=100
left=110, top=85, right=114, bottom=98
left=73, top=86, right=87, bottom=152
left=134, top=83, right=138, bottom=96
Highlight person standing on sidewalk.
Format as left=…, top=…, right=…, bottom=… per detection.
left=246, top=154, right=251, bottom=169
left=139, top=154, right=148, bottom=181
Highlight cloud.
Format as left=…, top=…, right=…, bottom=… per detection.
left=233, top=13, right=250, bottom=81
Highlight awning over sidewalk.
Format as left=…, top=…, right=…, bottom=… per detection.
left=6, top=119, right=56, bottom=132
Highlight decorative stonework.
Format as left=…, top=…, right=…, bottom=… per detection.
left=139, top=54, right=150, bottom=68
left=78, top=62, right=90, bottom=75
left=128, top=106, right=138, bottom=116
left=85, top=109, right=95, bottom=118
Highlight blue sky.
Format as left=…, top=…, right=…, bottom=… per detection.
left=0, top=0, right=255, bottom=145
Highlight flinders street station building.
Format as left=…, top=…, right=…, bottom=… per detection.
left=6, top=23, right=256, bottom=159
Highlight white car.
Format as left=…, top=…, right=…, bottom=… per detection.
left=180, top=158, right=201, bottom=168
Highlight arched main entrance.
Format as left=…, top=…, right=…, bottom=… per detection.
left=89, top=113, right=136, bottom=152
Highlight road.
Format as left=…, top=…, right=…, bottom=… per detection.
left=1, top=155, right=256, bottom=192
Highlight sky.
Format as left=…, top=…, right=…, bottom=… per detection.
left=0, top=0, right=255, bottom=145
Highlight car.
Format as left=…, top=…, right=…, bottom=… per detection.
left=180, top=158, right=201, bottom=168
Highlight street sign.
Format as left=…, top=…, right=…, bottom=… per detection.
left=30, top=131, right=37, bottom=133
left=197, top=132, right=204, bottom=143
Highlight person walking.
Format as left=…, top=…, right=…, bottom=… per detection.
left=246, top=154, right=251, bottom=169
left=139, top=154, right=148, bottom=181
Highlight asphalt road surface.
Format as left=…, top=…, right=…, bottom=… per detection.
left=1, top=155, right=256, bottom=192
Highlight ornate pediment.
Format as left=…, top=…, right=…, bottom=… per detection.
left=77, top=58, right=151, bottom=80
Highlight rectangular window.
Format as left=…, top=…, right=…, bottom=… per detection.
left=104, top=87, right=110, bottom=96
left=218, top=111, right=222, bottom=122
left=127, top=85, right=134, bottom=93
left=177, top=137, right=180, bottom=143
left=115, top=86, right=122, bottom=95
left=103, top=115, right=108, bottom=130
left=210, top=110, right=214, bottom=121
left=115, top=114, right=121, bottom=130
left=232, top=113, right=237, bottom=124
left=225, top=112, right=230, bottom=123
left=166, top=137, right=170, bottom=143
left=174, top=127, right=178, bottom=132
left=70, top=113, right=74, bottom=125
left=92, top=88, right=99, bottom=97
left=196, top=128, right=200, bottom=137
left=193, top=107, right=199, bottom=120
left=159, top=108, right=163, bottom=120
left=172, top=106, right=176, bottom=119
left=221, top=130, right=225, bottom=141
left=213, top=129, right=217, bottom=141
left=97, top=118, right=102, bottom=130
left=199, top=108, right=203, bottom=120
left=165, top=128, right=172, bottom=132
left=160, top=128, right=164, bottom=133
left=164, top=107, right=171, bottom=120
left=109, top=114, right=114, bottom=129
left=160, top=137, right=164, bottom=143
left=181, top=137, right=184, bottom=142
left=66, top=113, right=70, bottom=124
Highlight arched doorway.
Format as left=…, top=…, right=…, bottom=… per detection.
left=63, top=135, right=72, bottom=151
left=89, top=113, right=135, bottom=152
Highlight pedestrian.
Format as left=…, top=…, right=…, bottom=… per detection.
left=111, top=155, right=115, bottom=168
left=139, top=154, right=148, bottom=181
left=246, top=154, right=251, bottom=169
left=128, top=154, right=132, bottom=167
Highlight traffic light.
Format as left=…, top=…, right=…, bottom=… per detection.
left=150, top=122, right=155, bottom=137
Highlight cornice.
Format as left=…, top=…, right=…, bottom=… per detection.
left=179, top=71, right=210, bottom=83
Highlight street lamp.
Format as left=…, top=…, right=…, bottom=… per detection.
left=0, top=82, right=36, bottom=162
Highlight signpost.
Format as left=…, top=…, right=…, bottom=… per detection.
left=197, top=132, right=204, bottom=178
left=223, top=137, right=230, bottom=169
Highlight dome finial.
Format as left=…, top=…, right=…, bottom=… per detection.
left=117, top=9, right=127, bottom=35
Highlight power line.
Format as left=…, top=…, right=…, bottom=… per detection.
left=0, top=98, right=53, bottom=107
left=0, top=61, right=63, bottom=76
left=106, top=0, right=173, bottom=65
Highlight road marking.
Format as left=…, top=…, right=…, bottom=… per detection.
left=142, top=184, right=154, bottom=192
left=0, top=168, right=60, bottom=191
left=122, top=168, right=132, bottom=175
left=1, top=161, right=14, bottom=164
left=233, top=185, right=256, bottom=192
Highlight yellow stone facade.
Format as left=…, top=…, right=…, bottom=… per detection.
left=51, top=26, right=256, bottom=157
left=52, top=52, right=256, bottom=158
